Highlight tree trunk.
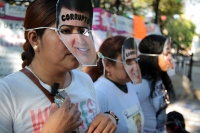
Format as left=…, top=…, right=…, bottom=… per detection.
left=154, top=0, right=160, bottom=24
left=93, top=0, right=100, bottom=7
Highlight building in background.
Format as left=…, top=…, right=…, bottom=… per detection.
left=0, top=1, right=26, bottom=78
left=184, top=0, right=200, bottom=61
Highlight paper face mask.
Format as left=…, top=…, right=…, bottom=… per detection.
left=56, top=0, right=97, bottom=66
left=122, top=37, right=142, bottom=84
left=163, top=37, right=174, bottom=69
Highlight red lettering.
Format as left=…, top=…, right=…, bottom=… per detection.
left=30, top=107, right=50, bottom=133
left=76, top=102, right=86, bottom=129
left=44, top=107, right=49, bottom=120
left=87, top=99, right=94, bottom=115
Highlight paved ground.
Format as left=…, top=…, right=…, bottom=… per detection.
left=167, top=65, right=200, bottom=133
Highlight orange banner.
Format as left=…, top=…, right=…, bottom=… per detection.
left=133, top=15, right=146, bottom=40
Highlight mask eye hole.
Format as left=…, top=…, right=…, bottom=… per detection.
left=125, top=58, right=140, bottom=65
left=59, top=25, right=91, bottom=36
left=78, top=28, right=91, bottom=36
left=59, top=26, right=72, bottom=34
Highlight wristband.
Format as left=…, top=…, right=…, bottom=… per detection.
left=104, top=111, right=119, bottom=125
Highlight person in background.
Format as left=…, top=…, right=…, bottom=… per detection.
left=166, top=111, right=189, bottom=133
left=84, top=35, right=144, bottom=133
left=134, top=34, right=175, bottom=133
left=0, top=0, right=117, bottom=132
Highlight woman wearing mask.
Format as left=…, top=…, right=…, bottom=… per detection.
left=84, top=35, right=144, bottom=133
left=135, top=34, right=175, bottom=133
left=0, top=0, right=117, bottom=132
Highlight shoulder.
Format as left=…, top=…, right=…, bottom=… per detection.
left=94, top=77, right=116, bottom=96
left=133, top=79, right=150, bottom=90
left=0, top=70, right=34, bottom=98
left=0, top=71, right=26, bottom=88
left=71, top=69, right=93, bottom=83
left=94, top=76, right=112, bottom=89
left=0, top=71, right=27, bottom=106
left=133, top=79, right=151, bottom=102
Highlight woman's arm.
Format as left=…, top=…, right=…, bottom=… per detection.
left=86, top=113, right=117, bottom=133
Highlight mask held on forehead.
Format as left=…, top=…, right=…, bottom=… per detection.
left=56, top=0, right=97, bottom=66
left=97, top=37, right=142, bottom=85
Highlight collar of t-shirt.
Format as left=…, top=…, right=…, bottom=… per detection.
left=106, top=78, right=128, bottom=93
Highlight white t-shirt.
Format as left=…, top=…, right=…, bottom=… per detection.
left=135, top=79, right=168, bottom=133
left=94, top=76, right=144, bottom=133
left=0, top=68, right=100, bottom=133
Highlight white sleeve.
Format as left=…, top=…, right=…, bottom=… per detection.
left=95, top=89, right=109, bottom=113
left=0, top=80, right=14, bottom=133
left=134, top=79, right=150, bottom=103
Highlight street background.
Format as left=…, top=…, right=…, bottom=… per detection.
left=167, top=63, right=200, bottom=133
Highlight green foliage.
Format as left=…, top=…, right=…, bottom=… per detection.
left=3, top=0, right=183, bottom=18
left=159, top=0, right=183, bottom=16
left=132, top=0, right=183, bottom=17
left=98, top=0, right=184, bottom=24
left=163, top=16, right=196, bottom=47
left=99, top=0, right=133, bottom=16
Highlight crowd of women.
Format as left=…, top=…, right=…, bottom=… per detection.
left=0, top=0, right=189, bottom=132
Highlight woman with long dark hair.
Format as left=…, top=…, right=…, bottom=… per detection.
left=135, top=34, right=175, bottom=133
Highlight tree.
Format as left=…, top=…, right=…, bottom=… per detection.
left=163, top=16, right=196, bottom=48
left=98, top=0, right=184, bottom=25
left=132, top=0, right=183, bottom=23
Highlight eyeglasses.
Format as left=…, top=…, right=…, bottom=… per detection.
left=22, top=25, right=92, bottom=37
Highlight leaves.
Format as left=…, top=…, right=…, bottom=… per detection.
left=163, top=16, right=196, bottom=47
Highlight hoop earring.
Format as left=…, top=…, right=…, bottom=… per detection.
left=33, top=45, right=38, bottom=50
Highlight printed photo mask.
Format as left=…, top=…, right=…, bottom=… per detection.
left=56, top=0, right=97, bottom=66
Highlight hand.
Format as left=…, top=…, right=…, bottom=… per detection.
left=87, top=113, right=117, bottom=133
left=41, top=97, right=83, bottom=133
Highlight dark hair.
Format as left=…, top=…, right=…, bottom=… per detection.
left=122, top=37, right=138, bottom=59
left=56, top=0, right=93, bottom=28
left=84, top=35, right=126, bottom=82
left=21, top=0, right=57, bottom=68
left=166, top=111, right=189, bottom=133
left=138, top=34, right=175, bottom=99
